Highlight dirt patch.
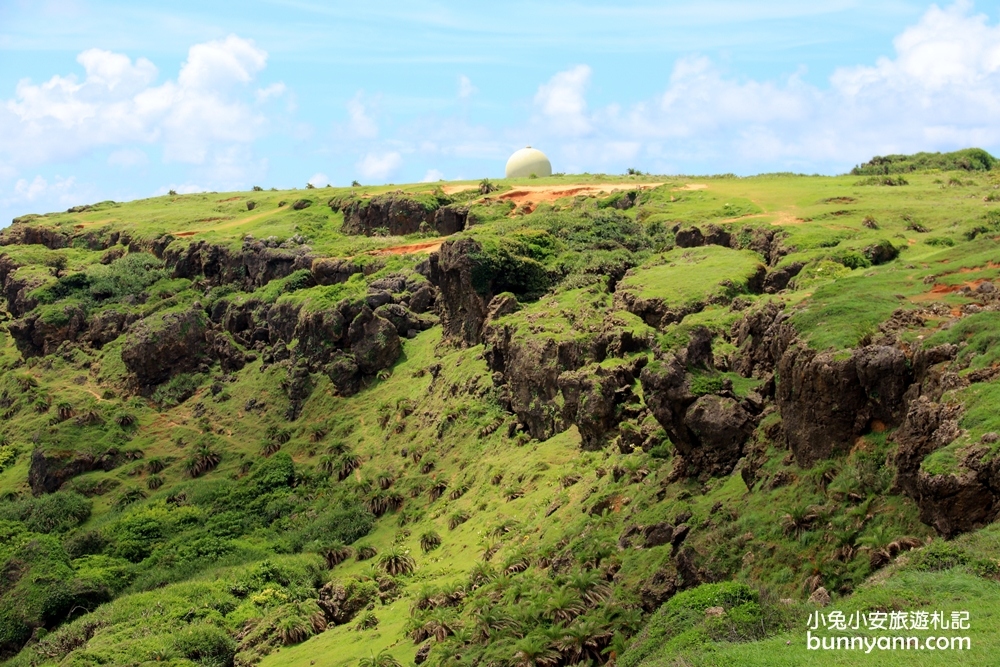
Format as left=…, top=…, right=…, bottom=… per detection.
left=74, top=224, right=85, bottom=229
left=366, top=240, right=445, bottom=257
left=496, top=182, right=664, bottom=208
left=720, top=213, right=767, bottom=224
left=771, top=211, right=805, bottom=226
left=442, top=184, right=478, bottom=195
left=84, top=388, right=109, bottom=403
left=676, top=183, right=707, bottom=191
left=822, top=197, right=857, bottom=204
left=911, top=279, right=988, bottom=302
left=175, top=231, right=198, bottom=237
left=196, top=217, right=227, bottom=223
left=956, top=262, right=1000, bottom=274
left=217, top=197, right=242, bottom=203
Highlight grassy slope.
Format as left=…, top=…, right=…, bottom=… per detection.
left=2, top=167, right=1000, bottom=667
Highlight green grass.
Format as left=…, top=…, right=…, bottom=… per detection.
left=618, top=245, right=764, bottom=306
left=3, top=164, right=1000, bottom=667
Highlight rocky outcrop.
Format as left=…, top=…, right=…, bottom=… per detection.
left=311, top=257, right=363, bottom=286
left=163, top=237, right=316, bottom=289
left=559, top=359, right=647, bottom=450
left=317, top=579, right=376, bottom=625
left=8, top=306, right=88, bottom=357
left=0, top=223, right=70, bottom=250
left=670, top=224, right=786, bottom=266
left=85, top=308, right=139, bottom=348
left=28, top=448, right=124, bottom=495
left=484, top=309, right=651, bottom=445
left=763, top=263, right=804, bottom=293
left=730, top=301, right=794, bottom=378
left=613, top=291, right=704, bottom=329
left=425, top=238, right=493, bottom=346
left=640, top=330, right=757, bottom=477
left=121, top=309, right=209, bottom=390
left=1, top=255, right=45, bottom=318
left=337, top=195, right=468, bottom=237
left=675, top=227, right=705, bottom=248
left=776, top=343, right=912, bottom=467
left=347, top=307, right=402, bottom=376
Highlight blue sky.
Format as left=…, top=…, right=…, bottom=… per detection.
left=2, top=0, right=1000, bottom=225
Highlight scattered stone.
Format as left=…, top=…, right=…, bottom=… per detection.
left=809, top=587, right=831, bottom=607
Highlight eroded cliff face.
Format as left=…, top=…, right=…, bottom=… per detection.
left=3, top=197, right=999, bottom=546
left=335, top=194, right=468, bottom=237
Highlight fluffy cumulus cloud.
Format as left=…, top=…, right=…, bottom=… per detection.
left=533, top=64, right=592, bottom=136
left=421, top=168, right=445, bottom=182
left=526, top=2, right=1000, bottom=172
left=357, top=151, right=402, bottom=180
left=0, top=35, right=275, bottom=170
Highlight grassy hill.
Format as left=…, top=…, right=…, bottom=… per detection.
left=1, top=160, right=1000, bottom=667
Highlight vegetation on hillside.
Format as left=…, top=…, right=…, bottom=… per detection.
left=1, top=152, right=1000, bottom=666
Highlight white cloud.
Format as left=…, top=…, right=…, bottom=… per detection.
left=457, top=75, right=477, bottom=100
left=347, top=93, right=378, bottom=139
left=256, top=82, right=286, bottom=103
left=76, top=48, right=158, bottom=93
left=357, top=151, right=402, bottom=181
left=421, top=168, right=444, bottom=182
left=308, top=172, right=329, bottom=187
left=14, top=176, right=51, bottom=202
left=3, top=174, right=80, bottom=207
left=177, top=35, right=267, bottom=90
left=518, top=2, right=1000, bottom=173
left=0, top=34, right=272, bottom=169
left=534, top=65, right=592, bottom=136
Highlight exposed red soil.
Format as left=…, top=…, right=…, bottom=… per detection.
left=495, top=183, right=664, bottom=210
left=175, top=231, right=198, bottom=237
left=911, top=279, right=988, bottom=302
left=956, top=262, right=1000, bottom=273
left=366, top=240, right=445, bottom=257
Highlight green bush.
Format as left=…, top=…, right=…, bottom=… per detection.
left=173, top=623, right=236, bottom=667
left=87, top=253, right=167, bottom=301
left=619, top=582, right=760, bottom=667
left=469, top=238, right=553, bottom=299
left=0, top=492, right=92, bottom=533
left=851, top=148, right=996, bottom=175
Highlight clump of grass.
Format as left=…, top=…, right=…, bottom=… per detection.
left=420, top=531, right=442, bottom=553
left=378, top=546, right=416, bottom=576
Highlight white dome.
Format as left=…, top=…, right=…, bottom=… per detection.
left=505, top=146, right=552, bottom=179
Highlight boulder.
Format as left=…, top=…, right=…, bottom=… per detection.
left=777, top=343, right=912, bottom=467
left=675, top=227, right=705, bottom=248
left=121, top=309, right=208, bottom=390
left=29, top=448, right=124, bottom=495
left=682, top=395, right=753, bottom=474
left=426, top=238, right=493, bottom=346
left=311, top=257, right=362, bottom=286
left=348, top=307, right=402, bottom=375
